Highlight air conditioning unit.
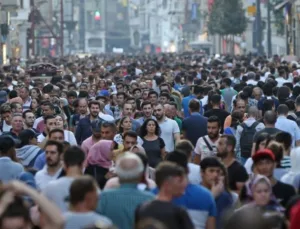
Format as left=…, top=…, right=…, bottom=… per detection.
left=1, top=0, right=20, bottom=11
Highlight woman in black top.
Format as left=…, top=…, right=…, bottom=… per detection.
left=140, top=119, right=165, bottom=168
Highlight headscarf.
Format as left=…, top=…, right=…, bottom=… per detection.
left=87, top=140, right=113, bottom=169
left=246, top=174, right=272, bottom=199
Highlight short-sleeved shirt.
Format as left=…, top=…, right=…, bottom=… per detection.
left=194, top=135, right=218, bottom=160
left=276, top=116, right=300, bottom=147
left=159, top=118, right=180, bottom=152
left=227, top=160, right=248, bottom=191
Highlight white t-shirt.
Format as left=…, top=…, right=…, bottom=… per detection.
left=2, top=121, right=12, bottom=132
left=37, top=130, right=77, bottom=145
left=195, top=135, right=218, bottom=160
left=188, top=163, right=201, bottom=185
left=35, top=166, right=62, bottom=190
left=158, top=118, right=180, bottom=152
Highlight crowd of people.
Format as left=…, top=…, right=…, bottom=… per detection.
left=0, top=53, right=300, bottom=229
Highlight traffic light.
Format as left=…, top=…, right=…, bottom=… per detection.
left=94, top=11, right=101, bottom=21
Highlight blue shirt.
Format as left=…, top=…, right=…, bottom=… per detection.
left=182, top=113, right=207, bottom=146
left=97, top=184, right=155, bottom=229
left=182, top=95, right=203, bottom=118
left=275, top=116, right=300, bottom=147
left=153, top=184, right=217, bottom=229
left=215, top=192, right=233, bottom=229
left=34, top=152, right=46, bottom=170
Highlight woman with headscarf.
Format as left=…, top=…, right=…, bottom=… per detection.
left=84, top=140, right=114, bottom=189
left=242, top=174, right=284, bottom=212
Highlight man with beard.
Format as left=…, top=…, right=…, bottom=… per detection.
left=34, top=140, right=64, bottom=190
left=136, top=101, right=156, bottom=126
left=154, top=103, right=180, bottom=153
left=70, top=98, right=89, bottom=132
left=194, top=116, right=221, bottom=165
left=23, top=110, right=36, bottom=130
left=216, top=134, right=248, bottom=194
left=75, top=101, right=103, bottom=145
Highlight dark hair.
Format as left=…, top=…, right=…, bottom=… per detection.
left=255, top=133, right=271, bottom=152
left=160, top=92, right=170, bottom=100
left=42, top=102, right=55, bottom=110
left=267, top=142, right=284, bottom=166
left=69, top=176, right=97, bottom=205
left=231, top=110, right=243, bottom=128
left=263, top=111, right=277, bottom=125
left=222, top=78, right=232, bottom=87
left=88, top=100, right=100, bottom=109
left=63, top=146, right=85, bottom=167
left=220, top=135, right=236, bottom=149
left=165, top=150, right=189, bottom=173
left=123, top=130, right=138, bottom=140
left=148, top=90, right=158, bottom=98
left=49, top=128, right=64, bottom=138
left=44, top=115, right=56, bottom=124
left=278, top=86, right=290, bottom=104
left=8, top=90, right=18, bottom=99
left=210, top=94, right=221, bottom=105
left=22, top=110, right=34, bottom=119
left=263, top=83, right=274, bottom=96
left=67, top=90, right=77, bottom=98
left=117, top=92, right=127, bottom=98
left=101, top=121, right=117, bottom=132
left=44, top=140, right=64, bottom=154
left=200, top=157, right=223, bottom=171
left=175, top=140, right=194, bottom=158
left=207, top=115, right=220, bottom=127
left=277, top=104, right=289, bottom=115
left=188, top=99, right=200, bottom=112
left=140, top=118, right=161, bottom=137
left=155, top=161, right=185, bottom=189
left=118, top=116, right=131, bottom=133
left=275, top=132, right=292, bottom=151
left=18, top=129, right=37, bottom=148
left=141, top=101, right=152, bottom=108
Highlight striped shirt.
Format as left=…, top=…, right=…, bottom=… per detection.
left=97, top=183, right=155, bottom=229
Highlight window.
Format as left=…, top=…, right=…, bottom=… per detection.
left=88, top=38, right=102, bottom=48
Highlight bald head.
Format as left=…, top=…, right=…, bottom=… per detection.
left=115, top=153, right=144, bottom=183
left=264, top=111, right=277, bottom=125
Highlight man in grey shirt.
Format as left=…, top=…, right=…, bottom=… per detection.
left=0, top=135, right=23, bottom=183
left=64, top=176, right=112, bottom=229
left=43, top=146, right=85, bottom=212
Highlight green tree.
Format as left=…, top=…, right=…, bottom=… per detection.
left=208, top=0, right=247, bottom=36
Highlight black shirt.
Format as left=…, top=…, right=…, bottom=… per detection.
left=240, top=180, right=296, bottom=207
left=204, top=109, right=230, bottom=133
left=135, top=200, right=194, bottom=229
left=227, top=160, right=248, bottom=191
left=84, top=164, right=109, bottom=189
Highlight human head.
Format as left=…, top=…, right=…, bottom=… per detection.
left=200, top=157, right=223, bottom=189
left=141, top=101, right=152, bottom=118
left=252, top=149, right=276, bottom=178
left=155, top=161, right=187, bottom=197
left=115, top=152, right=144, bottom=184
left=116, top=82, right=125, bottom=93
left=277, top=104, right=289, bottom=116
left=42, top=102, right=55, bottom=117
left=116, top=92, right=126, bottom=107
left=148, top=91, right=159, bottom=105
left=234, top=99, right=246, bottom=115
left=263, top=111, right=277, bottom=126
left=125, top=97, right=137, bottom=111
left=275, top=131, right=292, bottom=155
left=44, top=140, right=64, bottom=167
left=210, top=94, right=221, bottom=107
left=69, top=176, right=98, bottom=211
left=88, top=101, right=100, bottom=118
left=11, top=114, right=23, bottom=133
left=123, top=131, right=138, bottom=151
left=139, top=119, right=160, bottom=137
left=0, top=194, right=31, bottom=229
left=78, top=98, right=88, bottom=115
left=175, top=140, right=194, bottom=161
left=133, top=88, right=141, bottom=99
left=0, top=136, right=16, bottom=157
left=30, top=88, right=41, bottom=99
left=18, top=129, right=38, bottom=147
left=44, top=115, right=57, bottom=133
left=216, top=134, right=236, bottom=159
left=10, top=102, right=22, bottom=114
left=48, top=128, right=65, bottom=142
left=247, top=106, right=259, bottom=119
left=67, top=91, right=77, bottom=105
left=267, top=141, right=284, bottom=168
left=55, top=114, right=65, bottom=129
left=63, top=146, right=85, bottom=171
left=188, top=99, right=200, bottom=113
left=19, top=87, right=29, bottom=100
left=22, top=110, right=35, bottom=128
left=122, top=103, right=133, bottom=117
left=153, top=103, right=165, bottom=121
left=101, top=122, right=117, bottom=140
left=254, top=133, right=271, bottom=152
left=118, top=116, right=132, bottom=133
left=246, top=174, right=272, bottom=207
left=159, top=93, right=170, bottom=105
left=253, top=87, right=263, bottom=101
left=0, top=104, right=12, bottom=125
left=207, top=116, right=220, bottom=140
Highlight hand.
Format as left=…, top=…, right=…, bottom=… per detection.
left=211, top=178, right=224, bottom=198
left=4, top=181, right=31, bottom=195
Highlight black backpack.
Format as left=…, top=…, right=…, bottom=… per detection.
left=240, top=121, right=259, bottom=158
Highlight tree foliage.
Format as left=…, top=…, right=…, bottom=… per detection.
left=208, top=0, right=247, bottom=36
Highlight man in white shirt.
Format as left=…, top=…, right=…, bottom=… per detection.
left=35, top=140, right=63, bottom=190
left=276, top=69, right=291, bottom=87
left=43, top=146, right=85, bottom=212
left=154, top=103, right=180, bottom=153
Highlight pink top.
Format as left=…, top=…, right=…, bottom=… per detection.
left=82, top=136, right=98, bottom=167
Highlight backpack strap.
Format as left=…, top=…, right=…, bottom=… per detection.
left=203, top=136, right=213, bottom=152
